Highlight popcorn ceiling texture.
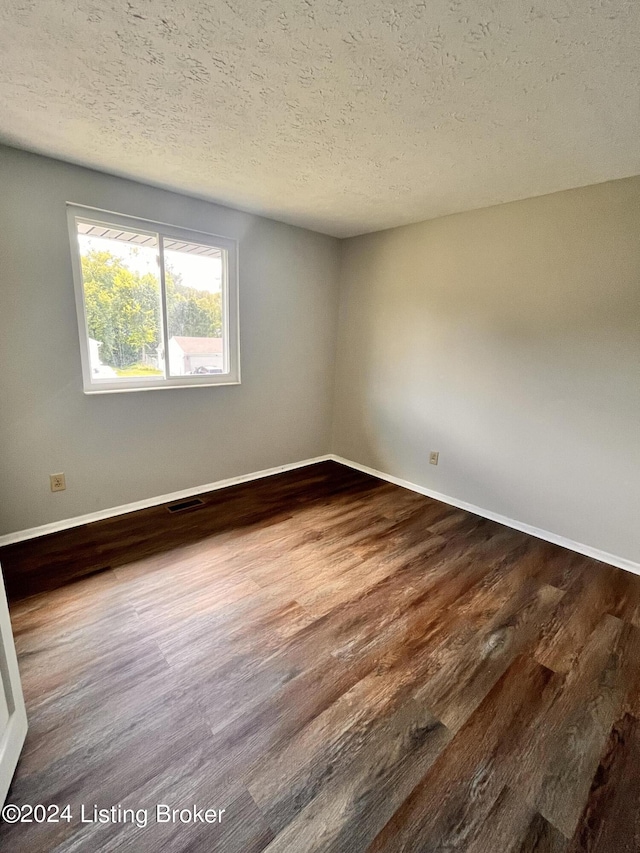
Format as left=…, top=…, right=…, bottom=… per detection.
left=0, top=0, right=638, bottom=236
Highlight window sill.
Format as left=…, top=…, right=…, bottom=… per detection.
left=83, top=379, right=241, bottom=394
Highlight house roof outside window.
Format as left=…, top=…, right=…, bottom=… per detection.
left=170, top=337, right=223, bottom=354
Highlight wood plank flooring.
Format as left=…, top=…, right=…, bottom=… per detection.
left=1, top=460, right=640, bottom=852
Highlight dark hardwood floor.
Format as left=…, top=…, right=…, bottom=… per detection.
left=1, top=460, right=640, bottom=852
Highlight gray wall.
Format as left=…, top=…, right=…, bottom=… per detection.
left=2, top=145, right=638, bottom=565
left=0, top=146, right=340, bottom=534
left=334, top=177, right=640, bottom=564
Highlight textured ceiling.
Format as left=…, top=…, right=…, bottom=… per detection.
left=0, top=1, right=639, bottom=237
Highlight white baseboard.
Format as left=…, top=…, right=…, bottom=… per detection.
left=3, top=453, right=638, bottom=579
left=0, top=455, right=333, bottom=547
left=329, top=454, right=640, bottom=577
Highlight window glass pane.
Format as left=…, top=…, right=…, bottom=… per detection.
left=76, top=221, right=164, bottom=380
left=165, top=240, right=226, bottom=377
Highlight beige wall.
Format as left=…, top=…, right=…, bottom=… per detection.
left=0, top=146, right=340, bottom=535
left=334, top=177, right=640, bottom=564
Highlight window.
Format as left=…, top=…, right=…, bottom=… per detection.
left=67, top=205, right=239, bottom=393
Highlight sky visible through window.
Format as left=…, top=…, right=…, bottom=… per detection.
left=78, top=231, right=224, bottom=380
left=78, top=234, right=222, bottom=294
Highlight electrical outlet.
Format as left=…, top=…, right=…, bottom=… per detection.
left=50, top=473, right=66, bottom=492
left=429, top=451, right=439, bottom=466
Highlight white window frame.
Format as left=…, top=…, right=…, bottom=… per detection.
left=67, top=204, right=240, bottom=394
